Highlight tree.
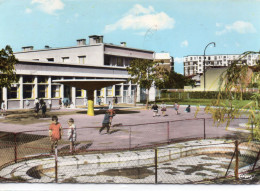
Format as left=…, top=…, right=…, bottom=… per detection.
left=0, top=45, right=18, bottom=97
left=155, top=68, right=195, bottom=89
left=127, top=59, right=160, bottom=109
left=205, top=51, right=260, bottom=140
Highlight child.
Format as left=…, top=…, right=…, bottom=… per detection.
left=174, top=102, right=180, bottom=115
left=67, top=118, right=76, bottom=153
left=151, top=102, right=159, bottom=117
left=99, top=110, right=113, bottom=134
left=185, top=105, right=191, bottom=113
left=160, top=101, right=167, bottom=117
left=49, top=116, right=62, bottom=153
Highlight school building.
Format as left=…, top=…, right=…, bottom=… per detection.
left=1, top=35, right=160, bottom=110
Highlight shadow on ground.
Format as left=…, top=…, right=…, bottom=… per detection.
left=76, top=109, right=140, bottom=115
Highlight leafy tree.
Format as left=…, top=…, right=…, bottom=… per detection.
left=155, top=68, right=195, bottom=89
left=205, top=51, right=260, bottom=140
left=127, top=59, right=161, bottom=108
left=0, top=45, right=18, bottom=98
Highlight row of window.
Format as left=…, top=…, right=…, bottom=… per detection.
left=7, top=84, right=137, bottom=99
left=33, top=56, right=87, bottom=64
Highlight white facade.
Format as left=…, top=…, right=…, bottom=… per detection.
left=184, top=54, right=260, bottom=77
left=1, top=36, right=157, bottom=109
left=183, top=54, right=260, bottom=86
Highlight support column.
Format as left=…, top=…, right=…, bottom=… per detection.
left=103, top=87, right=107, bottom=104
left=60, top=77, right=64, bottom=100
left=19, top=76, right=23, bottom=109
left=87, top=89, right=94, bottom=116
left=120, top=83, right=123, bottom=103
left=136, top=84, right=140, bottom=102
left=71, top=87, right=76, bottom=107
left=48, top=77, right=52, bottom=99
left=94, top=90, right=97, bottom=105
left=34, top=76, right=38, bottom=99
left=3, top=87, right=7, bottom=109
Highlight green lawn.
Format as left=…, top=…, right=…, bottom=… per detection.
left=154, top=98, right=252, bottom=108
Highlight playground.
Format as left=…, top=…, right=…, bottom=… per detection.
left=0, top=105, right=259, bottom=184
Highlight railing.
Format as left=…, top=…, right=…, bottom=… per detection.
left=0, top=117, right=259, bottom=183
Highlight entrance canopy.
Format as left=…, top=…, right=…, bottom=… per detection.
left=53, top=79, right=127, bottom=116
left=53, top=79, right=127, bottom=90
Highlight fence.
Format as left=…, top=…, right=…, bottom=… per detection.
left=0, top=118, right=259, bottom=183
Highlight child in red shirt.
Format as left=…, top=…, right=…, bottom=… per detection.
left=49, top=115, right=62, bottom=153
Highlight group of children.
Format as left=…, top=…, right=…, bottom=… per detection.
left=151, top=102, right=191, bottom=117
left=49, top=116, right=76, bottom=153
left=49, top=108, right=115, bottom=154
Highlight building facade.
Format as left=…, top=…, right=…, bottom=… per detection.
left=1, top=36, right=156, bottom=109
left=183, top=54, right=260, bottom=87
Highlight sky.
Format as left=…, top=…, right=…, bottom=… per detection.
left=0, top=0, right=260, bottom=74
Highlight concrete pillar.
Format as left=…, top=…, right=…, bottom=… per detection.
left=94, top=90, right=97, bottom=105
left=87, top=89, right=94, bottom=116
left=48, top=77, right=52, bottom=98
left=60, top=77, right=64, bottom=99
left=19, top=76, right=24, bottom=109
left=71, top=87, right=76, bottom=107
left=136, top=84, right=140, bottom=102
left=2, top=87, right=7, bottom=109
left=103, top=87, right=107, bottom=104
left=34, top=76, right=38, bottom=99
left=120, top=83, right=123, bottom=103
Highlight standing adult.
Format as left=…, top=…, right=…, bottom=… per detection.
left=42, top=102, right=47, bottom=118
left=151, top=102, right=159, bottom=117
left=39, top=98, right=44, bottom=108
left=35, top=102, right=40, bottom=117
left=115, top=97, right=118, bottom=105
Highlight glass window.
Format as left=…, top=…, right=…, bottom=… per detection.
left=23, top=85, right=34, bottom=99
left=23, top=76, right=34, bottom=83
left=62, top=57, right=70, bottom=63
left=47, top=58, right=54, bottom=62
left=104, top=55, right=110, bottom=66
left=38, top=85, right=47, bottom=98
left=76, top=88, right=83, bottom=97
left=78, top=56, right=86, bottom=64
left=117, top=57, right=123, bottom=66
left=51, top=85, right=60, bottom=98
left=115, top=85, right=121, bottom=96
left=106, top=86, right=113, bottom=96
left=96, top=89, right=101, bottom=97
left=7, top=85, right=19, bottom=99
left=38, top=76, right=48, bottom=83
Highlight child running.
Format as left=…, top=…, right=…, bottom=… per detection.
left=49, top=116, right=62, bottom=153
left=99, top=110, right=113, bottom=134
left=67, top=118, right=76, bottom=153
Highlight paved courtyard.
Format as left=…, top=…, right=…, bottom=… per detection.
left=0, top=105, right=250, bottom=151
